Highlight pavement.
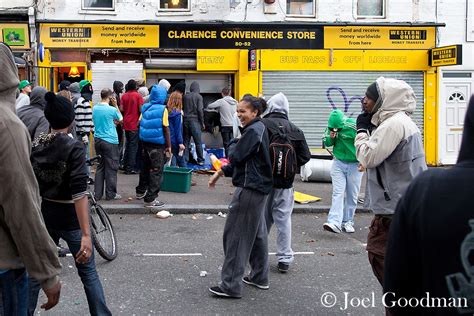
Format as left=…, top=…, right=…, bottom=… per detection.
left=35, top=213, right=384, bottom=315
left=99, top=169, right=367, bottom=214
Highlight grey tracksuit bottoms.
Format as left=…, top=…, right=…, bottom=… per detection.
left=265, top=187, right=295, bottom=264
left=220, top=187, right=269, bottom=297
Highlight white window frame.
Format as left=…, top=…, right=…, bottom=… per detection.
left=356, top=0, right=386, bottom=19
left=82, top=0, right=115, bottom=11
left=158, top=0, right=191, bottom=12
left=285, top=0, right=316, bottom=18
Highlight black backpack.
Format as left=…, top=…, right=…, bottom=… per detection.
left=266, top=121, right=298, bottom=187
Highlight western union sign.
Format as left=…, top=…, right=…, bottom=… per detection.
left=429, top=45, right=462, bottom=67
left=40, top=24, right=159, bottom=48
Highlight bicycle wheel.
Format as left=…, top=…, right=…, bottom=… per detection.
left=90, top=203, right=118, bottom=261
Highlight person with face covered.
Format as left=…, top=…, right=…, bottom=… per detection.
left=208, top=95, right=273, bottom=299
left=355, top=77, right=427, bottom=288
left=17, top=86, right=49, bottom=140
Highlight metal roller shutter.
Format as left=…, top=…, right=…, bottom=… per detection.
left=262, top=71, right=424, bottom=148
left=91, top=61, right=143, bottom=105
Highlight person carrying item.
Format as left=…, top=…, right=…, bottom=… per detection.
left=0, top=41, right=61, bottom=315
left=208, top=95, right=273, bottom=298
left=322, top=109, right=363, bottom=234
left=167, top=91, right=186, bottom=167
left=183, top=81, right=205, bottom=165
left=29, top=92, right=111, bottom=315
left=355, top=77, right=427, bottom=288
left=92, top=88, right=123, bottom=201
left=207, top=87, right=238, bottom=157
left=136, top=85, right=171, bottom=207
left=262, top=92, right=311, bottom=273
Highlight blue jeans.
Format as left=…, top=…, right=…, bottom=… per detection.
left=183, top=120, right=204, bottom=164
left=0, top=268, right=28, bottom=315
left=171, top=144, right=186, bottom=167
left=124, top=130, right=139, bottom=172
left=28, top=229, right=111, bottom=316
left=327, top=159, right=363, bottom=228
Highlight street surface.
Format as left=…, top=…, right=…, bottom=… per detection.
left=35, top=213, right=384, bottom=315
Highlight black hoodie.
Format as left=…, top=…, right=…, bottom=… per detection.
left=384, top=95, right=474, bottom=315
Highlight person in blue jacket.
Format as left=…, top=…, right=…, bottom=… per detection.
left=135, top=85, right=171, bottom=208
left=167, top=91, right=186, bottom=167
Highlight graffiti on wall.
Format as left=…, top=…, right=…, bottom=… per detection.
left=326, top=86, right=364, bottom=116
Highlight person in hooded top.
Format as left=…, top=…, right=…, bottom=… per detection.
left=167, top=91, right=186, bottom=167
left=111, top=81, right=125, bottom=167
left=0, top=41, right=61, bottom=316
left=69, top=82, right=81, bottom=108
left=322, top=109, right=362, bottom=234
left=183, top=81, right=205, bottom=165
left=207, top=87, right=238, bottom=157
left=15, top=79, right=32, bottom=112
left=355, top=77, right=427, bottom=288
left=383, top=95, right=474, bottom=315
left=261, top=92, right=311, bottom=273
left=17, top=86, right=49, bottom=141
left=135, top=85, right=171, bottom=207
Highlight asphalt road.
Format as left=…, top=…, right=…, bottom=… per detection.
left=34, top=213, right=384, bottom=315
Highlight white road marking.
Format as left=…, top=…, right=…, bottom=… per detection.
left=138, top=253, right=203, bottom=257
left=269, top=251, right=315, bottom=255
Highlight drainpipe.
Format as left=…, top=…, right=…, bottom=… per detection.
left=412, top=0, right=420, bottom=22
left=28, top=6, right=37, bottom=83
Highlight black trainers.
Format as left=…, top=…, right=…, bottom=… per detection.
left=209, top=286, right=241, bottom=298
left=87, top=177, right=94, bottom=185
left=136, top=190, right=147, bottom=200
left=242, top=276, right=269, bottom=290
left=278, top=262, right=290, bottom=273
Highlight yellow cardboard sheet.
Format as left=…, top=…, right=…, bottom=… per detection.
left=294, top=191, right=321, bottom=204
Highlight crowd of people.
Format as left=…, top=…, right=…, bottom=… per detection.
left=1, top=41, right=473, bottom=315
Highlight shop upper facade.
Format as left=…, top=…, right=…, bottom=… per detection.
left=36, top=0, right=438, bottom=23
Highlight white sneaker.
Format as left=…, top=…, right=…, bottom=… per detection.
left=144, top=198, right=165, bottom=208
left=323, top=222, right=341, bottom=234
left=342, top=222, right=355, bottom=233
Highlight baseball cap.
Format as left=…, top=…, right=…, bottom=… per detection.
left=18, top=80, right=31, bottom=90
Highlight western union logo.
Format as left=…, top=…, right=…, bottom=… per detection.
left=389, top=30, right=426, bottom=40
left=50, top=27, right=91, bottom=38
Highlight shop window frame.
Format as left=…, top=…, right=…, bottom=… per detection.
left=356, top=0, right=386, bottom=19
left=158, top=0, right=191, bottom=12
left=82, top=0, right=115, bottom=11
left=285, top=0, right=316, bottom=18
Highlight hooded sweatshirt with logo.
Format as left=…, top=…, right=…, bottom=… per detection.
left=207, top=95, right=238, bottom=127
left=384, top=95, right=474, bottom=315
left=0, top=43, right=61, bottom=290
left=355, top=77, right=427, bottom=215
left=183, top=81, right=204, bottom=126
left=17, top=86, right=50, bottom=141
left=323, top=109, right=358, bottom=162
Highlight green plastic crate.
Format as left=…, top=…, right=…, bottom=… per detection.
left=161, top=167, right=193, bottom=193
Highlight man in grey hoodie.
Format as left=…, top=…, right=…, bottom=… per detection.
left=183, top=81, right=205, bottom=165
left=0, top=42, right=61, bottom=314
left=207, top=87, right=237, bottom=157
left=17, top=86, right=49, bottom=141
left=69, top=82, right=81, bottom=107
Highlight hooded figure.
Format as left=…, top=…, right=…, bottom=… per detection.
left=69, top=82, right=81, bottom=107
left=0, top=43, right=61, bottom=312
left=355, top=77, right=427, bottom=287
left=182, top=81, right=205, bottom=164
left=384, top=96, right=474, bottom=315
left=17, top=86, right=50, bottom=140
left=139, top=85, right=168, bottom=144
left=112, top=80, right=124, bottom=108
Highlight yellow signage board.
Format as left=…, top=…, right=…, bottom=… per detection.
left=1, top=23, right=30, bottom=49
left=429, top=45, right=462, bottom=67
left=39, top=23, right=159, bottom=48
left=197, top=49, right=240, bottom=71
left=261, top=49, right=430, bottom=71
left=325, top=26, right=435, bottom=50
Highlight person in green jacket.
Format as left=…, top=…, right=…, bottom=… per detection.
left=322, top=109, right=363, bottom=233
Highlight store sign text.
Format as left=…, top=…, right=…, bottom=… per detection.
left=429, top=45, right=462, bottom=67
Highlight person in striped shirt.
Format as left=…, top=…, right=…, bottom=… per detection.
left=75, top=80, right=95, bottom=180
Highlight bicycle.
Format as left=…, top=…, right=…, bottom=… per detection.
left=86, top=156, right=118, bottom=261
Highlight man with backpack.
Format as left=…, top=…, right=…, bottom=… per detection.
left=262, top=92, right=311, bottom=273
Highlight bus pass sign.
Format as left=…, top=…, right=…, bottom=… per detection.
left=429, top=45, right=462, bottom=67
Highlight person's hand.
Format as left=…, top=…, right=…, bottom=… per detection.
left=110, top=96, right=117, bottom=107
left=75, top=235, right=92, bottom=265
left=179, top=144, right=185, bottom=151
left=165, top=147, right=172, bottom=158
left=208, top=171, right=221, bottom=189
left=202, top=124, right=206, bottom=131
left=330, top=131, right=337, bottom=139
left=356, top=112, right=374, bottom=133
left=41, top=280, right=61, bottom=310
left=358, top=164, right=366, bottom=172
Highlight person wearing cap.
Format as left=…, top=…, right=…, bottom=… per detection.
left=355, top=77, right=427, bottom=288
left=75, top=79, right=95, bottom=181
left=0, top=41, right=61, bottom=315
left=15, top=79, right=32, bottom=111
left=28, top=92, right=111, bottom=315
left=322, top=109, right=362, bottom=234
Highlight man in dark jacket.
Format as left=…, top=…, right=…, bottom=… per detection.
left=384, top=95, right=474, bottom=315
left=262, top=92, right=311, bottom=273
left=17, top=86, right=49, bottom=140
left=183, top=81, right=205, bottom=165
